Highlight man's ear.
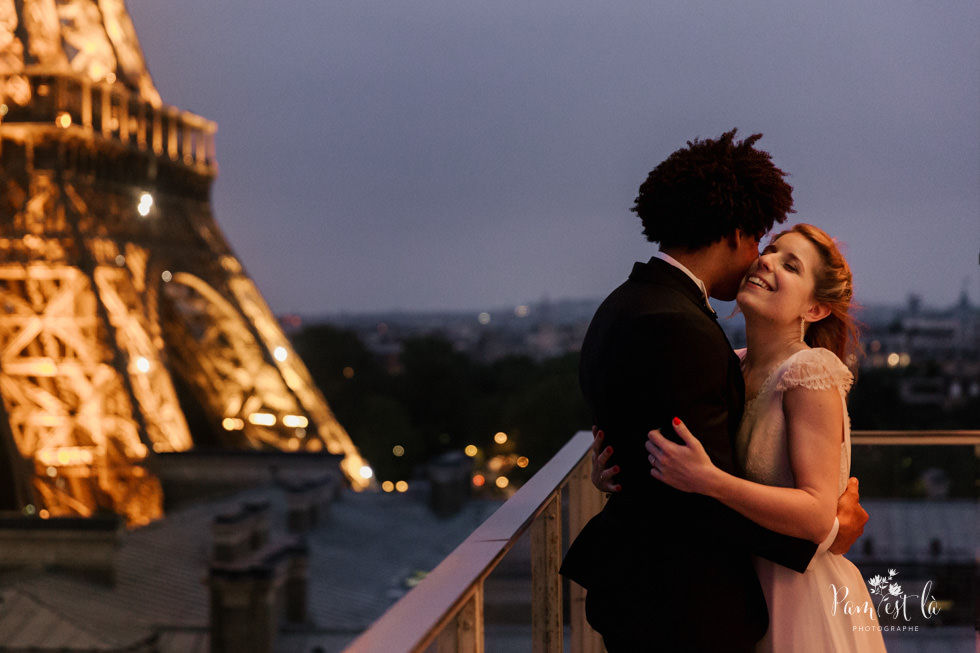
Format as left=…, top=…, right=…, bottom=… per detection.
left=727, top=230, right=742, bottom=250
left=805, top=302, right=832, bottom=324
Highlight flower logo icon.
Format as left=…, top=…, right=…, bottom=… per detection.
left=867, top=569, right=906, bottom=602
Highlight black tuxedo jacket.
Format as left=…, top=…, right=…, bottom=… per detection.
left=560, top=258, right=817, bottom=652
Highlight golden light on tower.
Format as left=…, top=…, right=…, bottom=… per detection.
left=0, top=1, right=368, bottom=525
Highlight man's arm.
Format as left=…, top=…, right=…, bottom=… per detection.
left=591, top=441, right=868, bottom=554
left=830, top=477, right=868, bottom=554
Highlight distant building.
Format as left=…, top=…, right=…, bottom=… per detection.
left=317, top=297, right=598, bottom=365
left=861, top=293, right=980, bottom=407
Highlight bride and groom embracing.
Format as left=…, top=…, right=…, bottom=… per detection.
left=560, top=130, right=887, bottom=652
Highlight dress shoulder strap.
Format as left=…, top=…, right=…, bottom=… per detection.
left=773, top=347, right=853, bottom=396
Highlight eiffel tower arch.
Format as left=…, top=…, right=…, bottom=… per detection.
left=0, top=1, right=368, bottom=525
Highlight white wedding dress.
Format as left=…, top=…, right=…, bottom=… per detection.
left=736, top=347, right=887, bottom=653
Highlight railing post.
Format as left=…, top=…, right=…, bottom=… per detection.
left=119, top=91, right=129, bottom=142
left=531, top=492, right=562, bottom=653
left=567, top=455, right=606, bottom=653
left=152, top=105, right=162, bottom=154
left=81, top=80, right=92, bottom=130
left=434, top=584, right=484, bottom=653
left=168, top=110, right=178, bottom=160
left=101, top=87, right=111, bottom=138
left=137, top=100, right=147, bottom=149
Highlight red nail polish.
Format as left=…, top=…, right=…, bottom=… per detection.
left=672, top=417, right=681, bottom=426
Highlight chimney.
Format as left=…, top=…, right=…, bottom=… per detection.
left=284, top=483, right=314, bottom=534
left=208, top=501, right=310, bottom=652
left=283, top=542, right=310, bottom=625
left=209, top=566, right=278, bottom=653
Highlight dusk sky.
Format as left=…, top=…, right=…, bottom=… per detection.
left=126, top=1, right=979, bottom=316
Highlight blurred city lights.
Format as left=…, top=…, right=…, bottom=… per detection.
left=464, top=444, right=478, bottom=457
left=514, top=305, right=530, bottom=318
left=493, top=431, right=508, bottom=445
left=395, top=480, right=409, bottom=493
left=887, top=353, right=900, bottom=367
left=359, top=465, right=374, bottom=480
left=135, top=357, right=150, bottom=373
left=343, top=366, right=355, bottom=379
left=495, top=476, right=510, bottom=489
left=478, top=312, right=491, bottom=325
left=161, top=270, right=173, bottom=282
left=382, top=481, right=394, bottom=492
left=516, top=456, right=529, bottom=468
left=273, top=346, right=288, bottom=362
left=248, top=412, right=276, bottom=426
left=56, top=111, right=72, bottom=128
left=472, top=474, right=485, bottom=487
left=37, top=446, right=94, bottom=466
left=392, top=445, right=405, bottom=457
left=137, top=192, right=153, bottom=217
left=222, top=417, right=245, bottom=431
left=282, top=415, right=308, bottom=428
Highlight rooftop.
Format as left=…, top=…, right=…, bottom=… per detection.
left=0, top=483, right=502, bottom=652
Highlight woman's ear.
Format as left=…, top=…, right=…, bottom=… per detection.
left=805, top=301, right=831, bottom=323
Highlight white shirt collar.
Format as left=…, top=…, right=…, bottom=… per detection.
left=654, top=251, right=715, bottom=315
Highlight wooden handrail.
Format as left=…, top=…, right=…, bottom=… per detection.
left=345, top=430, right=977, bottom=653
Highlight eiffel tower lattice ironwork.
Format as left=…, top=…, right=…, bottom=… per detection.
left=0, top=1, right=368, bottom=525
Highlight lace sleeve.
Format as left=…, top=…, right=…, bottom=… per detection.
left=774, top=348, right=853, bottom=396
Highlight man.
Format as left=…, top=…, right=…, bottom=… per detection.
left=559, top=130, right=867, bottom=653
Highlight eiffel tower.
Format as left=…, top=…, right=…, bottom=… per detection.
left=0, top=1, right=368, bottom=525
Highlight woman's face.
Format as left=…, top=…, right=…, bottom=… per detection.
left=736, top=231, right=824, bottom=323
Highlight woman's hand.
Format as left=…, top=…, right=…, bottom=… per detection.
left=646, top=417, right=720, bottom=495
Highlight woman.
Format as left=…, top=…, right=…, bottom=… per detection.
left=647, top=223, right=887, bottom=652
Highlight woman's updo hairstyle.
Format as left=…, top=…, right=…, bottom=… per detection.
left=774, top=223, right=862, bottom=364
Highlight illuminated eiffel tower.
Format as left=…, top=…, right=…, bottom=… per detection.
left=0, top=1, right=367, bottom=525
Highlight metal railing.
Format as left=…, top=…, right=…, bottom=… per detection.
left=344, top=430, right=980, bottom=653
left=0, top=71, right=217, bottom=173
left=345, top=429, right=604, bottom=653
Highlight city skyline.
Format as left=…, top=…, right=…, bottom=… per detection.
left=127, top=1, right=979, bottom=315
